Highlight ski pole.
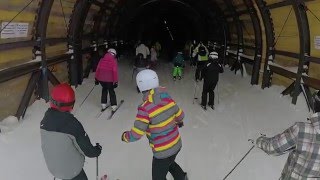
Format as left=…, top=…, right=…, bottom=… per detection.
left=223, top=140, right=255, bottom=180
left=96, top=157, right=99, bottom=180
left=132, top=67, right=136, bottom=81
left=96, top=144, right=99, bottom=180
left=217, top=81, right=220, bottom=104
left=79, top=85, right=95, bottom=108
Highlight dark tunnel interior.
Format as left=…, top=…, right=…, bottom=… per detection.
left=111, top=0, right=226, bottom=58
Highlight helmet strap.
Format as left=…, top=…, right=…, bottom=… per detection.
left=50, top=98, right=75, bottom=107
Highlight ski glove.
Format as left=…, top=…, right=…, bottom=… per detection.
left=121, top=132, right=129, bottom=142
left=177, top=121, right=184, bottom=128
left=95, top=79, right=99, bottom=85
left=255, top=134, right=267, bottom=149
left=95, top=143, right=102, bottom=156
left=113, top=82, right=118, bottom=88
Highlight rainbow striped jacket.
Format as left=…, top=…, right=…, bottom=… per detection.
left=123, top=87, right=184, bottom=159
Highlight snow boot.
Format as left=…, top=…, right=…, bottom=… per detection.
left=178, top=76, right=182, bottom=80
left=173, top=76, right=176, bottom=81
left=209, top=105, right=215, bottom=110
left=201, top=105, right=207, bottom=110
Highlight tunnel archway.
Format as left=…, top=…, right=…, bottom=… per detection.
left=0, top=0, right=319, bottom=120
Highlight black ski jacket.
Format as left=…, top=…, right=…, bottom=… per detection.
left=201, top=60, right=224, bottom=83
left=40, top=108, right=100, bottom=179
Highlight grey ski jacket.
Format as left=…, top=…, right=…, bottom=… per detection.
left=40, top=108, right=100, bottom=179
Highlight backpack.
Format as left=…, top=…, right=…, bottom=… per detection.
left=198, top=45, right=206, bottom=56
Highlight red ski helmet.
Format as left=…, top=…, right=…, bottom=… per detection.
left=50, top=83, right=75, bottom=112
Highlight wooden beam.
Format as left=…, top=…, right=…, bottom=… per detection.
left=275, top=50, right=300, bottom=59
left=275, top=50, right=320, bottom=64
left=267, top=0, right=315, bottom=10
left=0, top=38, right=67, bottom=52
left=269, top=64, right=320, bottom=90
left=269, top=64, right=296, bottom=79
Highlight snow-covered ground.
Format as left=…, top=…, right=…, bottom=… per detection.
left=0, top=58, right=310, bottom=180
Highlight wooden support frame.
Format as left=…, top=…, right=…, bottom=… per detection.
left=68, top=0, right=93, bottom=86
left=224, top=1, right=244, bottom=75
left=243, top=0, right=263, bottom=85
left=15, top=72, right=41, bottom=119
left=290, top=0, right=311, bottom=105
left=269, top=64, right=320, bottom=111
left=256, top=0, right=276, bottom=89
left=33, top=0, right=55, bottom=101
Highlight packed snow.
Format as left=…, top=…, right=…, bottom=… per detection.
left=0, top=58, right=309, bottom=180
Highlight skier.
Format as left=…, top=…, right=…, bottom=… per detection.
left=121, top=69, right=188, bottom=180
left=150, top=45, right=158, bottom=69
left=136, top=41, right=150, bottom=60
left=134, top=53, right=149, bottom=92
left=189, top=40, right=197, bottom=66
left=155, top=41, right=162, bottom=58
left=172, top=51, right=185, bottom=81
left=200, top=51, right=223, bottom=110
left=40, top=83, right=102, bottom=180
left=193, top=41, right=209, bottom=81
left=256, top=91, right=320, bottom=179
left=95, top=48, right=119, bottom=112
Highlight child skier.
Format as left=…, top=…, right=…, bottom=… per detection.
left=200, top=51, right=223, bottom=110
left=95, top=48, right=119, bottom=112
left=40, top=83, right=102, bottom=180
left=121, top=69, right=188, bottom=180
left=172, top=51, right=185, bottom=81
left=256, top=91, right=320, bottom=179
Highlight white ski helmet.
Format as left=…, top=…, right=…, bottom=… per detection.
left=209, top=51, right=218, bottom=60
left=107, top=48, right=117, bottom=56
left=136, top=69, right=159, bottom=92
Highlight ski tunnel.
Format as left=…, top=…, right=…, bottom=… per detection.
left=0, top=0, right=320, bottom=120
left=0, top=0, right=320, bottom=179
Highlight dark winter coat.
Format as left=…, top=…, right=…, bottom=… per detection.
left=201, top=60, right=224, bottom=83
left=134, top=53, right=148, bottom=68
left=173, top=53, right=185, bottom=67
left=40, top=108, right=100, bottom=179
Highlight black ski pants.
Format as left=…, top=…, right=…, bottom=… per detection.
left=152, top=152, right=185, bottom=180
left=201, top=81, right=218, bottom=106
left=99, top=81, right=117, bottom=106
left=62, top=169, right=87, bottom=180
left=195, top=61, right=206, bottom=80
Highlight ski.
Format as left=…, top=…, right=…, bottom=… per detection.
left=96, top=105, right=111, bottom=118
left=107, top=100, right=124, bottom=120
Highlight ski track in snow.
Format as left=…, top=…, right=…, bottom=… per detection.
left=0, top=57, right=309, bottom=180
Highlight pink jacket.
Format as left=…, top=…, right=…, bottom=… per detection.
left=95, top=53, right=118, bottom=83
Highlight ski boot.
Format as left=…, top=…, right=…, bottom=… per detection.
left=201, top=105, right=207, bottom=110
left=111, top=105, right=117, bottom=112
left=101, top=104, right=108, bottom=111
